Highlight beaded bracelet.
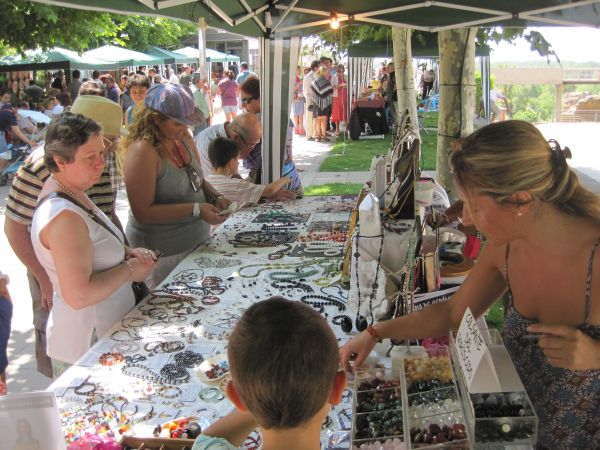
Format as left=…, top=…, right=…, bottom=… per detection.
left=367, top=325, right=383, bottom=343
left=99, top=351, right=125, bottom=366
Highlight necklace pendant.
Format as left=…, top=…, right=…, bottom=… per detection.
left=355, top=315, right=368, bottom=332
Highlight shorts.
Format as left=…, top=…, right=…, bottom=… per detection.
left=222, top=105, right=237, bottom=114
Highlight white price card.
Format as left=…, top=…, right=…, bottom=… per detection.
left=455, top=307, right=501, bottom=392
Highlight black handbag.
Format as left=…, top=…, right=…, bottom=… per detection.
left=131, top=280, right=150, bottom=304
left=37, top=191, right=151, bottom=305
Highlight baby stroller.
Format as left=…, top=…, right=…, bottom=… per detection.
left=0, top=144, right=33, bottom=186
left=0, top=110, right=49, bottom=185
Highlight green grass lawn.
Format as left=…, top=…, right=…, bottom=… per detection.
left=304, top=183, right=364, bottom=196
left=319, top=111, right=439, bottom=172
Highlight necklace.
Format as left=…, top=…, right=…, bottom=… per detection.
left=53, top=176, right=95, bottom=211
left=353, top=229, right=384, bottom=331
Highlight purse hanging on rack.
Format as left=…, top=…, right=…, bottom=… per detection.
left=37, top=191, right=150, bottom=305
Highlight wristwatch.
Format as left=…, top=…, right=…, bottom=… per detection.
left=192, top=202, right=201, bottom=218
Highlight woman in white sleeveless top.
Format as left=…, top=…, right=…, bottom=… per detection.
left=31, top=113, right=157, bottom=377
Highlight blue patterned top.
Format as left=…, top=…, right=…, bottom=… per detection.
left=503, top=241, right=600, bottom=449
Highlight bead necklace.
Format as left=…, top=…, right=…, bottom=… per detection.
left=53, top=176, right=96, bottom=211
left=143, top=340, right=185, bottom=356
left=300, top=294, right=346, bottom=313
left=353, top=229, right=385, bottom=331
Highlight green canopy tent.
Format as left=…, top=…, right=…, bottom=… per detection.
left=0, top=47, right=118, bottom=73
left=83, top=45, right=165, bottom=68
left=174, top=47, right=241, bottom=86
left=30, top=0, right=600, bottom=182
left=173, top=47, right=241, bottom=64
left=147, top=46, right=197, bottom=65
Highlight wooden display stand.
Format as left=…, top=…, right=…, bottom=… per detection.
left=121, top=436, right=195, bottom=450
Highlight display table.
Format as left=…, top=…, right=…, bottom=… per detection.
left=349, top=97, right=389, bottom=140
left=48, top=196, right=359, bottom=449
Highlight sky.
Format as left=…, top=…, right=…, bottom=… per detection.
left=490, top=27, right=600, bottom=62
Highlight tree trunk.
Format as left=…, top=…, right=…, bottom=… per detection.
left=392, top=27, right=419, bottom=136
left=436, top=28, right=477, bottom=197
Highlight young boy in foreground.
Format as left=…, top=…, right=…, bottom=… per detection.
left=206, top=137, right=294, bottom=204
left=192, top=297, right=347, bottom=450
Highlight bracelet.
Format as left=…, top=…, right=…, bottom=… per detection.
left=193, top=202, right=201, bottom=218
left=124, top=260, right=134, bottom=280
left=367, top=325, right=382, bottom=343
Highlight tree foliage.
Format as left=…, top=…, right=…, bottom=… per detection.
left=315, top=25, right=558, bottom=62
left=0, top=0, right=196, bottom=56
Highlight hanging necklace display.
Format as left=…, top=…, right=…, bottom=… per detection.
left=353, top=229, right=385, bottom=332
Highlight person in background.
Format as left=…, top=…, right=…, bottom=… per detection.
left=310, top=67, right=333, bottom=142
left=43, top=93, right=64, bottom=117
left=238, top=76, right=262, bottom=184
left=0, top=269, right=11, bottom=393
left=4, top=95, right=128, bottom=378
left=124, top=74, right=150, bottom=126
left=105, top=75, right=120, bottom=104
left=235, top=62, right=256, bottom=86
left=385, top=62, right=398, bottom=130
left=190, top=297, right=346, bottom=450
left=120, top=74, right=128, bottom=92
left=196, top=112, right=261, bottom=178
left=13, top=100, right=36, bottom=144
left=50, top=72, right=65, bottom=92
left=0, top=89, right=11, bottom=106
left=330, top=63, right=348, bottom=136
left=179, top=65, right=192, bottom=87
left=79, top=80, right=106, bottom=97
left=302, top=60, right=319, bottom=142
left=341, top=121, right=600, bottom=449
left=169, top=67, right=180, bottom=85
left=292, top=67, right=305, bottom=136
left=24, top=81, right=44, bottom=107
left=31, top=113, right=156, bottom=377
left=147, top=68, right=157, bottom=86
left=0, top=102, right=37, bottom=169
left=207, top=137, right=293, bottom=204
left=218, top=70, right=239, bottom=123
left=9, top=80, right=21, bottom=105
left=191, top=71, right=210, bottom=137
left=122, top=83, right=230, bottom=289
left=68, top=70, right=82, bottom=102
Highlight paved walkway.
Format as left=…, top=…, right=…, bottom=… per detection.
left=2, top=121, right=598, bottom=393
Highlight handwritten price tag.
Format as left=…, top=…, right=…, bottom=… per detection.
left=455, top=307, right=487, bottom=388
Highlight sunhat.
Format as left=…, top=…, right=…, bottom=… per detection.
left=144, top=83, right=205, bottom=127
left=71, top=95, right=128, bottom=137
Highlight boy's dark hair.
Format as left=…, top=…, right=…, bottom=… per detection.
left=228, top=297, right=339, bottom=429
left=239, top=76, right=259, bottom=100
left=92, top=70, right=100, bottom=79
left=72, top=69, right=81, bottom=79
left=0, top=88, right=10, bottom=97
left=208, top=136, right=240, bottom=169
left=310, top=60, right=320, bottom=71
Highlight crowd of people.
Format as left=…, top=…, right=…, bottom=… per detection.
left=0, top=57, right=598, bottom=450
left=0, top=61, right=302, bottom=387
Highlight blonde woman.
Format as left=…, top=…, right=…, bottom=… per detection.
left=342, top=120, right=600, bottom=448
left=123, top=83, right=230, bottom=289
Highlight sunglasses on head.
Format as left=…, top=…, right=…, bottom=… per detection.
left=241, top=97, right=257, bottom=104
